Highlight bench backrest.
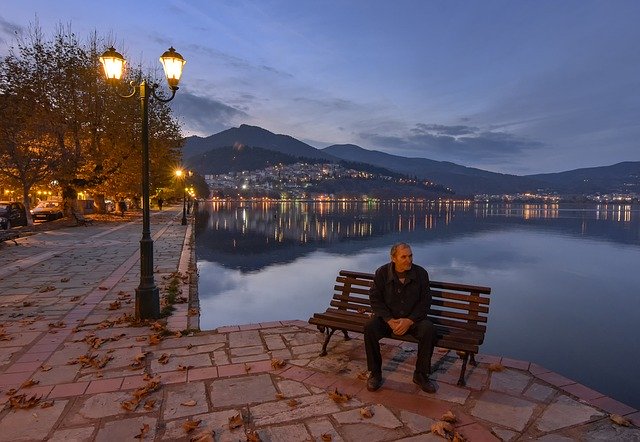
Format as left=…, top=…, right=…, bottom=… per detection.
left=331, top=270, right=491, bottom=347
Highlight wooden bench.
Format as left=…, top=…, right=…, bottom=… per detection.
left=71, top=209, right=94, bottom=226
left=308, top=270, right=491, bottom=386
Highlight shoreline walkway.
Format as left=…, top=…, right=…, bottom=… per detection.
left=0, top=207, right=638, bottom=441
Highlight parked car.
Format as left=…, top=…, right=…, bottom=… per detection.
left=0, top=201, right=28, bottom=229
left=31, top=201, right=64, bottom=222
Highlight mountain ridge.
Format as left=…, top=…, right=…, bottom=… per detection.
left=183, top=125, right=640, bottom=196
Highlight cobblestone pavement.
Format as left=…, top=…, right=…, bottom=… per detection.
left=0, top=207, right=639, bottom=441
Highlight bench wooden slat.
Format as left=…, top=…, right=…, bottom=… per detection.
left=430, top=299, right=489, bottom=314
left=338, top=270, right=491, bottom=294
left=431, top=289, right=490, bottom=305
left=330, top=294, right=489, bottom=315
left=319, top=306, right=488, bottom=336
left=310, top=313, right=482, bottom=353
left=334, top=284, right=371, bottom=296
left=429, top=308, right=488, bottom=324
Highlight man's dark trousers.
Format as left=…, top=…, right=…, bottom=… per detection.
left=364, top=316, right=436, bottom=375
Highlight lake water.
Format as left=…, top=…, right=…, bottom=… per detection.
left=194, top=200, right=640, bottom=409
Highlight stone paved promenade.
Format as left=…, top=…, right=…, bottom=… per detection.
left=1, top=207, right=639, bottom=441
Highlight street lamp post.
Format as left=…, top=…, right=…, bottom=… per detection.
left=175, top=169, right=188, bottom=225
left=100, top=46, right=186, bottom=320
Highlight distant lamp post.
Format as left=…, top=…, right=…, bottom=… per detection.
left=175, top=169, right=187, bottom=225
left=175, top=169, right=192, bottom=225
left=100, top=46, right=186, bottom=320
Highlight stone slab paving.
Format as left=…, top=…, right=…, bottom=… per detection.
left=1, top=209, right=639, bottom=441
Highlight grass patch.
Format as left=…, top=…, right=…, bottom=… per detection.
left=160, top=272, right=182, bottom=318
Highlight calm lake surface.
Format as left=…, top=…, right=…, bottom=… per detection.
left=194, top=200, right=640, bottom=409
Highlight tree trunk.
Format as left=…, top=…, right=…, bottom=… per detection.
left=21, top=183, right=34, bottom=226
left=62, top=186, right=78, bottom=217
left=94, top=194, right=107, bottom=214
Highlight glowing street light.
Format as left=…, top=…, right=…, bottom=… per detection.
left=100, top=46, right=186, bottom=320
left=175, top=169, right=192, bottom=225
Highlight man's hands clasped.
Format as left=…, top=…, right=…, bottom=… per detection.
left=387, top=318, right=413, bottom=336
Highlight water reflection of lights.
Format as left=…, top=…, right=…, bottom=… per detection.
left=199, top=200, right=638, bottom=245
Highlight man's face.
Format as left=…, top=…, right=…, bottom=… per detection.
left=392, top=246, right=413, bottom=272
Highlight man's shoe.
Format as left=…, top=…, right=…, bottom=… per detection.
left=367, top=373, right=383, bottom=392
left=413, top=372, right=436, bottom=394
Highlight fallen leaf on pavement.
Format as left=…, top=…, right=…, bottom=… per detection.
left=40, top=400, right=55, bottom=408
left=270, top=359, right=286, bottom=369
left=246, top=430, right=261, bottom=442
left=441, top=410, right=457, bottom=423
left=132, top=378, right=161, bottom=401
left=131, top=352, right=148, bottom=369
left=328, top=388, right=351, bottom=403
left=431, top=421, right=455, bottom=439
left=149, top=334, right=162, bottom=345
left=158, top=353, right=170, bottom=364
left=177, top=364, right=194, bottom=371
left=150, top=321, right=166, bottom=332
left=359, top=406, right=374, bottom=418
left=610, top=414, right=631, bottom=427
left=143, top=399, right=156, bottom=410
left=357, top=370, right=369, bottom=380
left=287, top=399, right=299, bottom=407
left=321, top=433, right=333, bottom=441
left=275, top=393, right=285, bottom=400
left=8, top=393, right=42, bottom=409
left=183, top=419, right=201, bottom=433
left=452, top=433, right=466, bottom=442
left=181, top=400, right=197, bottom=407
left=121, top=399, right=140, bottom=412
left=134, top=423, right=150, bottom=439
left=487, top=363, right=504, bottom=372
left=190, top=431, right=215, bottom=442
left=228, top=413, right=243, bottom=430
left=40, top=364, right=52, bottom=371
left=108, top=301, right=121, bottom=310
left=20, top=379, right=39, bottom=388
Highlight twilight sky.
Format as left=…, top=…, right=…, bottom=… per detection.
left=2, top=1, right=639, bottom=175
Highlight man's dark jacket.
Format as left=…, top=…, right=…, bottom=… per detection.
left=369, top=262, right=431, bottom=323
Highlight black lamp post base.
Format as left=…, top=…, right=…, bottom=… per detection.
left=135, top=286, right=160, bottom=319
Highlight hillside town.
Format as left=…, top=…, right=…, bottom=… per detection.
left=203, top=161, right=442, bottom=199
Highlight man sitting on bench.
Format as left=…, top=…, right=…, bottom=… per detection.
left=365, top=242, right=437, bottom=393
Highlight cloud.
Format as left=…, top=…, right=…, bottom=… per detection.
left=172, top=91, right=248, bottom=136
left=293, top=96, right=358, bottom=112
left=359, top=123, right=544, bottom=163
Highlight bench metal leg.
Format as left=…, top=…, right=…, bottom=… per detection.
left=320, top=328, right=338, bottom=356
left=457, top=352, right=469, bottom=386
left=319, top=328, right=351, bottom=356
left=470, top=352, right=477, bottom=367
